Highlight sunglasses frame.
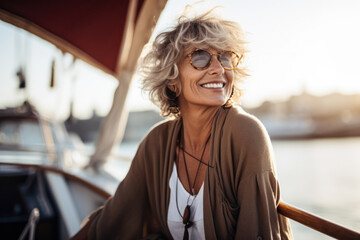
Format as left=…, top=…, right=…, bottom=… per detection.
left=187, top=49, right=242, bottom=71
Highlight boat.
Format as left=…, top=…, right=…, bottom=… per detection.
left=0, top=1, right=166, bottom=239
left=0, top=102, right=117, bottom=239
left=0, top=1, right=359, bottom=239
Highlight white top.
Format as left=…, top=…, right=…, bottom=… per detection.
left=167, top=163, right=205, bottom=240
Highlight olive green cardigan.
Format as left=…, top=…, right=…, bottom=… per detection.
left=88, top=106, right=293, bottom=239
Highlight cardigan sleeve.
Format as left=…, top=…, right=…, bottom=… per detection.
left=235, top=171, right=293, bottom=239
left=87, top=140, right=151, bottom=240
left=227, top=109, right=293, bottom=239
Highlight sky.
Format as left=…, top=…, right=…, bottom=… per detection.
left=1, top=0, right=360, bottom=120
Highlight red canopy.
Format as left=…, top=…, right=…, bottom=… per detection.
left=0, top=0, right=166, bottom=78
left=0, top=0, right=167, bottom=163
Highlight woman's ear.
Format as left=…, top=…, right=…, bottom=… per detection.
left=166, top=86, right=177, bottom=100
left=167, top=84, right=176, bottom=92
left=167, top=79, right=181, bottom=96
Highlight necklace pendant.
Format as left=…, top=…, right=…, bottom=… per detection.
left=183, top=205, right=191, bottom=224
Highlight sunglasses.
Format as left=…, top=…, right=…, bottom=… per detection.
left=187, top=49, right=242, bottom=70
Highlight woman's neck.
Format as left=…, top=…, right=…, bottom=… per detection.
left=181, top=106, right=218, bottom=152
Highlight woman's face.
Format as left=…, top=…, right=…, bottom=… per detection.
left=176, top=48, right=234, bottom=110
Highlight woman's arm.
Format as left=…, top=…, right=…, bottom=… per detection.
left=70, top=139, right=149, bottom=240
left=235, top=171, right=292, bottom=239
left=229, top=110, right=293, bottom=239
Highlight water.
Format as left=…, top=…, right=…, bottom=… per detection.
left=273, top=137, right=360, bottom=239
left=118, top=137, right=360, bottom=239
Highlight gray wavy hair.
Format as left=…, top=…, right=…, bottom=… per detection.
left=140, top=9, right=248, bottom=118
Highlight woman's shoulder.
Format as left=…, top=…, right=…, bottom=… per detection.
left=142, top=118, right=178, bottom=142
left=149, top=118, right=177, bottom=133
left=226, top=106, right=267, bottom=134
left=219, top=106, right=271, bottom=148
left=223, top=107, right=275, bottom=172
left=134, top=118, right=178, bottom=159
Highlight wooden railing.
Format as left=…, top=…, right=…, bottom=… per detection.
left=278, top=202, right=360, bottom=240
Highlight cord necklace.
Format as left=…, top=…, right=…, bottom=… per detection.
left=175, top=132, right=210, bottom=240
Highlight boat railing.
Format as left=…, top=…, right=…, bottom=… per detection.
left=278, top=202, right=360, bottom=240
left=1, top=162, right=359, bottom=239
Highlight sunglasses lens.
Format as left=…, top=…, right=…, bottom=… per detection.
left=191, top=50, right=211, bottom=69
left=220, top=51, right=239, bottom=70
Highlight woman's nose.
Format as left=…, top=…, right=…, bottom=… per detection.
left=208, top=55, right=225, bottom=75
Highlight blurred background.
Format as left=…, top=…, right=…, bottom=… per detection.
left=1, top=0, right=360, bottom=239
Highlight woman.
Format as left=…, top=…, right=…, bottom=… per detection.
left=72, top=10, right=293, bottom=240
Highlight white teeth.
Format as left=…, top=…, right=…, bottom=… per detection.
left=202, top=83, right=224, bottom=88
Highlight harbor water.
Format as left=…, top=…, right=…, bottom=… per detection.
left=273, top=137, right=360, bottom=239
left=117, top=137, right=360, bottom=239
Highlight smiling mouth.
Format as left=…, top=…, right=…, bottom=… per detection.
left=201, top=83, right=225, bottom=89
